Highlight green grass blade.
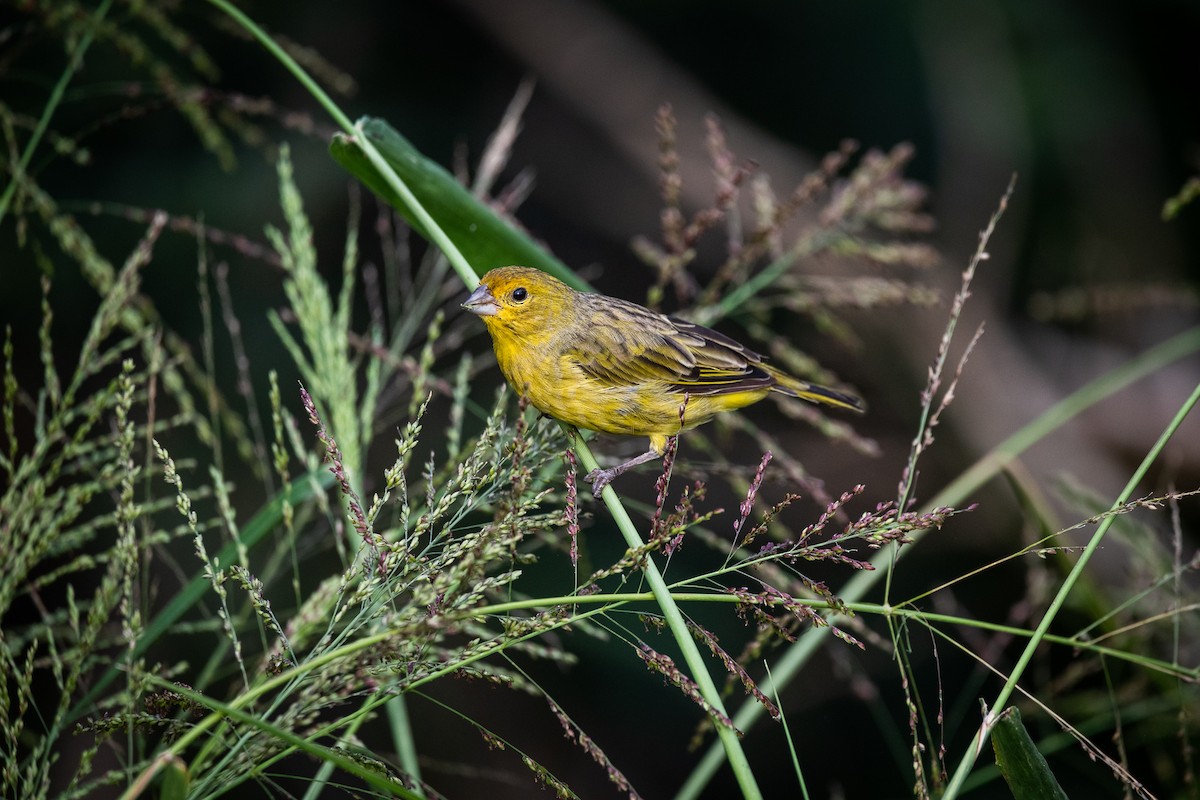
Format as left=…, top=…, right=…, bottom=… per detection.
left=130, top=678, right=422, bottom=800
left=991, top=707, right=1069, bottom=800
left=0, top=0, right=116, bottom=226
left=571, top=430, right=763, bottom=799
left=159, top=754, right=191, bottom=800
left=329, top=118, right=585, bottom=289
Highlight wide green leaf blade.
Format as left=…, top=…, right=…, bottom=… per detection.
left=330, top=116, right=586, bottom=289
left=991, top=706, right=1069, bottom=800
left=159, top=754, right=190, bottom=800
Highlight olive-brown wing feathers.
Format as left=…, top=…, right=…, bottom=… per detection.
left=566, top=295, right=774, bottom=395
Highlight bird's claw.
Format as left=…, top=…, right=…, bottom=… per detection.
left=584, top=468, right=616, bottom=499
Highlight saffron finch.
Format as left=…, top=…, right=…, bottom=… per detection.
left=463, top=266, right=862, bottom=497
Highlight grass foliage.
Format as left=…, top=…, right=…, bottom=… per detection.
left=1, top=3, right=1198, bottom=799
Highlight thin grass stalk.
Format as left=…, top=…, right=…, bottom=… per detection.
left=299, top=709, right=378, bottom=800
left=469, top=593, right=1195, bottom=680
left=940, top=378, right=1200, bottom=797
left=0, top=0, right=116, bottom=225
left=205, top=0, right=477, bottom=288
left=765, top=662, right=810, bottom=800
left=699, top=228, right=842, bottom=325
left=571, top=432, right=763, bottom=799
left=143, top=678, right=422, bottom=800
left=385, top=697, right=425, bottom=798
left=927, top=325, right=1200, bottom=511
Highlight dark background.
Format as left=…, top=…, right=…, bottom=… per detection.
left=3, top=1, right=1199, bottom=798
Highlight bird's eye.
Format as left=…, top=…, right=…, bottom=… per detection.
left=511, top=287, right=528, bottom=303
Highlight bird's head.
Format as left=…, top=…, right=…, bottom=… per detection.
left=462, top=266, right=575, bottom=344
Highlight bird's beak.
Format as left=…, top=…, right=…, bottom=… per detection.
left=462, top=283, right=500, bottom=317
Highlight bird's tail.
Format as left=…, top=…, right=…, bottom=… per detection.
left=769, top=369, right=865, bottom=413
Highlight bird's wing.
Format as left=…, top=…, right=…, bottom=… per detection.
left=566, top=296, right=773, bottom=395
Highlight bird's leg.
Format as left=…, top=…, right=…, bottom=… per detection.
left=585, top=449, right=662, bottom=499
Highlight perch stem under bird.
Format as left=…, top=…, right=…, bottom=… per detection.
left=463, top=266, right=863, bottom=497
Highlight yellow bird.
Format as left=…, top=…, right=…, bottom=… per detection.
left=463, top=266, right=862, bottom=497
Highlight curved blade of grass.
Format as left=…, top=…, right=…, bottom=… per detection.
left=677, top=324, right=1200, bottom=799
left=990, top=707, right=1069, bottom=800
left=127, top=678, right=423, bottom=800
left=206, top=0, right=507, bottom=293
left=0, top=0, right=115, bottom=225
left=160, top=754, right=190, bottom=800
left=963, top=693, right=1182, bottom=793
left=329, top=118, right=585, bottom=290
